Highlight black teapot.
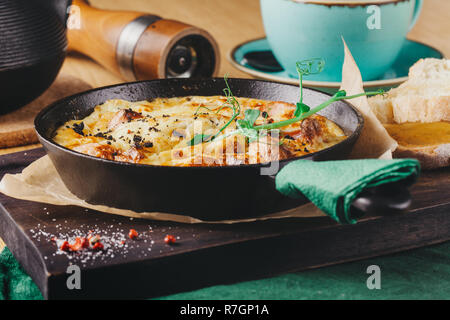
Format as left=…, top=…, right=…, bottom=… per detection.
left=0, top=0, right=220, bottom=114
left=0, top=0, right=72, bottom=113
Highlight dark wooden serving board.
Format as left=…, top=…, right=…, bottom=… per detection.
left=0, top=148, right=449, bottom=299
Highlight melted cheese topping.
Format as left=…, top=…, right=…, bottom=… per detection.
left=53, top=96, right=347, bottom=166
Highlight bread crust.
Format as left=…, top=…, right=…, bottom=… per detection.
left=394, top=144, right=450, bottom=170
left=368, top=58, right=450, bottom=169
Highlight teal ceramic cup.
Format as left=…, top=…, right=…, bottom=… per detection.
left=260, top=0, right=423, bottom=81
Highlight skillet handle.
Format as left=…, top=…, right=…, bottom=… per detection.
left=350, top=180, right=412, bottom=218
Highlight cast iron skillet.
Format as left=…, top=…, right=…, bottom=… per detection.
left=35, top=78, right=411, bottom=221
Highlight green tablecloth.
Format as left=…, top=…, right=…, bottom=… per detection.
left=2, top=241, right=450, bottom=300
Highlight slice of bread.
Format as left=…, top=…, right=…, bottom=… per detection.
left=394, top=144, right=450, bottom=169
left=383, top=121, right=450, bottom=169
left=369, top=58, right=450, bottom=124
left=368, top=58, right=450, bottom=169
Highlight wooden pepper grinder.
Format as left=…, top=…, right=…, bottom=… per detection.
left=67, top=0, right=220, bottom=81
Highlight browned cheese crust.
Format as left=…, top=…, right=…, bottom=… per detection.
left=54, top=96, right=347, bottom=166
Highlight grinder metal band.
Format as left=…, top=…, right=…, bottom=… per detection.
left=116, top=15, right=161, bottom=81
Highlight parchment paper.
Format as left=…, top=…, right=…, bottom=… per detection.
left=340, top=39, right=398, bottom=159
left=0, top=155, right=325, bottom=223
left=0, top=42, right=396, bottom=224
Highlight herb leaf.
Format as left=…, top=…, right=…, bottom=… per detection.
left=294, top=102, right=310, bottom=117
left=237, top=109, right=260, bottom=129
left=244, top=109, right=260, bottom=127
left=234, top=109, right=261, bottom=142
left=296, top=58, right=325, bottom=76
left=237, top=127, right=260, bottom=143
left=335, top=90, right=347, bottom=98
left=188, top=134, right=212, bottom=146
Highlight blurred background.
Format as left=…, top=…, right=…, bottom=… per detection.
left=0, top=0, right=448, bottom=157
left=62, top=0, right=450, bottom=87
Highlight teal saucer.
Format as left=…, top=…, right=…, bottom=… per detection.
left=229, top=38, right=444, bottom=94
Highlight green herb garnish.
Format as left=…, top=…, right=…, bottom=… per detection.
left=237, top=109, right=260, bottom=129
left=188, top=74, right=241, bottom=146
left=235, top=109, right=260, bottom=142
left=188, top=60, right=383, bottom=146
left=187, top=133, right=213, bottom=146
left=294, top=58, right=324, bottom=117
left=251, top=89, right=382, bottom=132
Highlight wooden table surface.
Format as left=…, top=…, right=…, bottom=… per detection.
left=0, top=0, right=449, bottom=252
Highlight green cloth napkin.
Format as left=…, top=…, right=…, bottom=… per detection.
left=0, top=247, right=42, bottom=300
left=276, top=159, right=421, bottom=224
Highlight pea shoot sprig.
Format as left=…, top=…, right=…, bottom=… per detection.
left=188, top=74, right=241, bottom=146
left=188, top=59, right=384, bottom=146
left=294, top=58, right=325, bottom=117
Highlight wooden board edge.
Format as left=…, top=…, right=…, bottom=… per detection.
left=0, top=202, right=49, bottom=299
